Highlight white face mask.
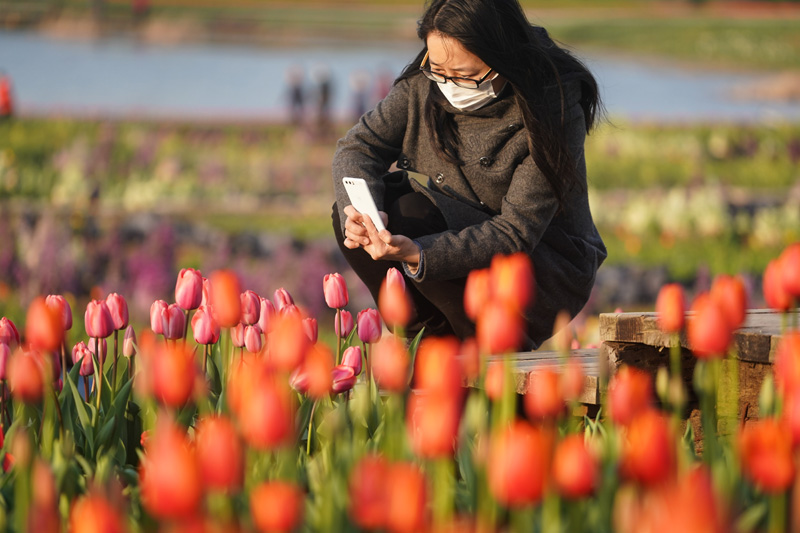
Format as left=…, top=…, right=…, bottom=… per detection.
left=436, top=73, right=504, bottom=111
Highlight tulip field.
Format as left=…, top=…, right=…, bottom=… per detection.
left=0, top=239, right=798, bottom=532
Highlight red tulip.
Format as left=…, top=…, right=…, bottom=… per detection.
left=739, top=418, right=795, bottom=493
left=655, top=283, right=686, bottom=333
left=357, top=308, right=382, bottom=344
left=332, top=364, right=357, bottom=393
left=26, top=296, right=63, bottom=352
left=303, top=317, right=318, bottom=345
left=525, top=369, right=565, bottom=420
left=8, top=349, right=45, bottom=403
left=490, top=252, right=535, bottom=312
left=687, top=292, right=732, bottom=359
left=210, top=270, right=242, bottom=328
left=323, top=272, right=349, bottom=309
left=240, top=290, right=261, bottom=325
left=267, top=313, right=309, bottom=373
left=372, top=335, right=409, bottom=393
left=710, top=274, right=748, bottom=329
left=161, top=303, right=186, bottom=341
left=301, top=344, right=333, bottom=399
left=782, top=392, right=800, bottom=447
left=258, top=297, right=275, bottom=334
left=72, top=341, right=94, bottom=377
left=349, top=454, right=389, bottom=530
left=150, top=300, right=168, bottom=335
left=607, top=365, right=653, bottom=426
left=70, top=492, right=127, bottom=533
left=191, top=305, right=220, bottom=345
left=85, top=299, right=114, bottom=339
left=780, top=242, right=800, bottom=298
left=139, top=419, right=202, bottom=520
left=773, top=331, right=800, bottom=398
left=151, top=343, right=196, bottom=407
left=484, top=361, right=507, bottom=401
left=45, top=294, right=73, bottom=331
left=552, top=434, right=598, bottom=499
left=459, top=337, right=481, bottom=383
left=0, top=317, right=20, bottom=348
left=378, top=267, right=412, bottom=328
left=105, top=292, right=129, bottom=331
left=386, top=462, right=428, bottom=533
left=488, top=420, right=551, bottom=507
left=195, top=415, right=243, bottom=492
left=477, top=300, right=523, bottom=355
left=407, top=391, right=462, bottom=458
left=123, top=326, right=137, bottom=358
left=335, top=309, right=354, bottom=338
left=341, top=345, right=363, bottom=375
left=0, top=343, right=9, bottom=380
left=620, top=410, right=676, bottom=486
left=250, top=482, right=304, bottom=533
left=233, top=365, right=295, bottom=449
left=273, top=287, right=295, bottom=312
left=413, top=336, right=462, bottom=396
left=464, top=267, right=491, bottom=322
left=244, top=324, right=263, bottom=354
left=764, top=258, right=793, bottom=312
left=175, top=268, right=203, bottom=311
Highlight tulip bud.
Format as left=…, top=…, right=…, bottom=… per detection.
left=0, top=343, right=9, bottom=381
left=552, top=434, right=598, bottom=499
left=123, top=326, right=137, bottom=358
left=210, top=270, right=242, bottom=328
left=273, top=288, right=295, bottom=312
left=250, top=482, right=304, bottom=533
left=105, top=292, right=129, bottom=331
left=72, top=341, right=94, bottom=376
left=687, top=293, right=732, bottom=359
left=8, top=350, right=44, bottom=403
left=378, top=268, right=412, bottom=329
left=150, top=300, right=168, bottom=335
left=372, top=335, right=409, bottom=393
left=231, top=323, right=245, bottom=348
left=332, top=364, right=357, bottom=394
left=763, top=258, right=793, bottom=312
left=258, top=297, right=275, bottom=334
left=303, top=317, right=318, bottom=345
left=414, top=336, right=462, bottom=396
left=240, top=290, right=261, bottom=325
left=561, top=357, right=585, bottom=402
left=335, top=310, right=354, bottom=339
left=607, top=365, right=653, bottom=426
left=85, top=299, right=114, bottom=340
left=620, top=410, right=676, bottom=486
left=773, top=332, right=800, bottom=398
left=477, top=300, right=523, bottom=355
left=175, top=268, right=203, bottom=311
left=195, top=415, right=244, bottom=492
left=191, top=306, right=220, bottom=346
left=323, top=272, right=349, bottom=309
left=69, top=492, right=127, bottom=533
left=302, top=345, right=333, bottom=399
left=26, top=296, right=63, bottom=352
left=341, top=345, right=362, bottom=376
left=484, top=362, right=506, bottom=401
left=349, top=454, right=389, bottom=530
left=488, top=420, right=551, bottom=507
left=490, top=252, right=535, bottom=312
left=200, top=276, right=211, bottom=307
left=385, top=462, right=428, bottom=533
left=45, top=294, right=73, bottom=331
left=244, top=324, right=263, bottom=353
left=407, top=392, right=462, bottom=458
left=267, top=313, right=309, bottom=373
left=524, top=369, right=564, bottom=420
left=236, top=371, right=295, bottom=449
left=357, top=308, right=382, bottom=344
left=464, top=268, right=491, bottom=322
left=780, top=242, right=800, bottom=299
left=739, top=419, right=795, bottom=493
left=0, top=317, right=20, bottom=348
left=161, top=303, right=186, bottom=341
left=152, top=343, right=196, bottom=407
left=710, top=274, right=748, bottom=330
left=655, top=283, right=686, bottom=333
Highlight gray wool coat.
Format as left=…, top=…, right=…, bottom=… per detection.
left=332, top=71, right=606, bottom=346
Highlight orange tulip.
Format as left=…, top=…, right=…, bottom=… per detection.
left=371, top=335, right=409, bottom=393
left=774, top=331, right=800, bottom=399
left=489, top=252, right=535, bottom=312
left=458, top=337, right=481, bottom=383
left=195, top=415, right=244, bottom=492
left=476, top=300, right=524, bottom=355
left=488, top=420, right=551, bottom=507
left=780, top=242, right=800, bottom=298
left=139, top=419, right=202, bottom=520
left=739, top=418, right=795, bottom=493
left=561, top=356, right=585, bottom=402
left=302, top=344, right=334, bottom=399
left=250, top=481, right=304, bottom=533
left=413, top=336, right=463, bottom=396
left=210, top=269, right=242, bottom=328
left=25, top=296, right=63, bottom=352
left=8, top=349, right=44, bottom=403
left=763, top=258, right=793, bottom=312
left=45, top=294, right=73, bottom=331
left=524, top=369, right=565, bottom=420
left=655, top=283, right=686, bottom=333
left=464, top=267, right=491, bottom=322
left=607, top=365, right=653, bottom=426
left=710, top=274, right=749, bottom=330
left=484, top=361, right=507, bottom=401
left=70, top=492, right=127, bottom=533
left=348, top=454, right=389, bottom=530
left=151, top=343, right=197, bottom=407
left=378, top=268, right=412, bottom=329
left=29, top=459, right=59, bottom=533
left=687, top=292, right=732, bottom=359
left=552, top=434, right=598, bottom=499
left=267, top=312, right=309, bottom=373
left=235, top=370, right=295, bottom=450
left=386, top=462, right=428, bottom=533
left=620, top=410, right=676, bottom=487
left=407, top=391, right=462, bottom=458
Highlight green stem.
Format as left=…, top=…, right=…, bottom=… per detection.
left=432, top=458, right=453, bottom=528
left=306, top=400, right=318, bottom=456
left=336, top=308, right=342, bottom=365
left=61, top=339, right=68, bottom=390
left=111, top=329, right=119, bottom=399
left=95, top=337, right=103, bottom=412
left=203, top=343, right=209, bottom=375
left=769, top=492, right=786, bottom=533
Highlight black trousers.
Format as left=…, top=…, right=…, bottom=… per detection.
left=332, top=191, right=475, bottom=340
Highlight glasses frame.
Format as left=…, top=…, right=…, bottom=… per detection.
left=418, top=51, right=495, bottom=89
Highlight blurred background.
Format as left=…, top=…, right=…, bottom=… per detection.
left=0, top=0, right=799, bottom=345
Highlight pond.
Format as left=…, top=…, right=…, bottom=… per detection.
left=2, top=29, right=800, bottom=123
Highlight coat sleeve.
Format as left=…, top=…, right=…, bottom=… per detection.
left=331, top=79, right=412, bottom=234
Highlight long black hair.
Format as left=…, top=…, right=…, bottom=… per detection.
left=396, top=0, right=603, bottom=211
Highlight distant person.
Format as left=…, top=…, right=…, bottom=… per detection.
left=286, top=66, right=305, bottom=127
left=331, top=0, right=606, bottom=348
left=349, top=69, right=370, bottom=123
left=0, top=72, right=14, bottom=120
left=311, top=65, right=333, bottom=136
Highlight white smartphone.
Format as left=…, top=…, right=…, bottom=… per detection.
left=342, top=177, right=387, bottom=232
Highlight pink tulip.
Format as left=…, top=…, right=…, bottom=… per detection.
left=240, top=290, right=261, bottom=326
left=303, top=317, right=318, bottom=345
left=231, top=323, right=245, bottom=348
left=161, top=304, right=186, bottom=341
left=123, top=326, right=137, bottom=358
left=200, top=277, right=211, bottom=307
left=175, top=268, right=203, bottom=311
left=273, top=288, right=294, bottom=312
left=258, top=297, right=275, bottom=334
left=90, top=338, right=108, bottom=363
left=323, top=273, right=349, bottom=309
left=289, top=368, right=310, bottom=394
left=335, top=310, right=354, bottom=339
left=342, top=345, right=362, bottom=376
left=150, top=300, right=169, bottom=335
left=332, top=365, right=357, bottom=393
left=0, top=343, right=9, bottom=380
left=105, top=293, right=129, bottom=331
left=357, top=309, right=382, bottom=344
left=281, top=304, right=302, bottom=319
left=0, top=317, right=20, bottom=348
left=244, top=325, right=263, bottom=353
left=386, top=267, right=406, bottom=291
left=45, top=294, right=73, bottom=331
left=85, top=300, right=114, bottom=339
left=72, top=342, right=94, bottom=377
left=191, top=306, right=220, bottom=346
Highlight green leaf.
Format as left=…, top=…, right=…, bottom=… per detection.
left=66, top=375, right=95, bottom=456
left=96, top=415, right=116, bottom=448
left=735, top=501, right=767, bottom=533
left=406, top=328, right=425, bottom=386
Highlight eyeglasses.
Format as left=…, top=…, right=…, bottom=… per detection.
left=419, top=51, right=495, bottom=89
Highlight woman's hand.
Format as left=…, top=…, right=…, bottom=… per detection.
left=342, top=205, right=420, bottom=267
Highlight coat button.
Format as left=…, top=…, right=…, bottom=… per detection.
left=399, top=157, right=411, bottom=168
left=507, top=124, right=519, bottom=132
left=479, top=157, right=493, bottom=167
left=435, top=173, right=444, bottom=184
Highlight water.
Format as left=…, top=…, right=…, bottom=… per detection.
left=2, top=29, right=799, bottom=123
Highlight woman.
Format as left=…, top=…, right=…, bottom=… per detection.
left=331, top=0, right=606, bottom=349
